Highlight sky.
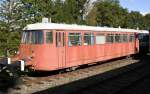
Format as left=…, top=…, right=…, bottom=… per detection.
left=119, top=0, right=150, bottom=15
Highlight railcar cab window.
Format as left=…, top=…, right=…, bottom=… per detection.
left=46, top=32, right=53, bottom=43
left=84, top=33, right=94, bottom=45
left=129, top=34, right=135, bottom=42
left=68, top=33, right=81, bottom=46
left=21, top=30, right=43, bottom=44
left=106, top=34, right=114, bottom=43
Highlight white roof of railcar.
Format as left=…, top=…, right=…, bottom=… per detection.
left=138, top=30, right=149, bottom=34
left=24, top=23, right=149, bottom=33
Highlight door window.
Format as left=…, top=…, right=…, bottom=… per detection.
left=56, top=32, right=65, bottom=47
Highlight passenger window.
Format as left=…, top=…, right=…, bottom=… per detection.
left=96, top=33, right=105, bottom=44
left=115, top=34, right=121, bottom=43
left=68, top=33, right=81, bottom=46
left=84, top=33, right=94, bottom=45
left=122, top=34, right=128, bottom=42
left=46, top=32, right=53, bottom=43
left=106, top=34, right=114, bottom=43
left=130, top=34, right=135, bottom=42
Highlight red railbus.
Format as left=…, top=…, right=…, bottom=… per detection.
left=13, top=23, right=140, bottom=71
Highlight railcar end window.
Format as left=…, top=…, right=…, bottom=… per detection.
left=84, top=33, right=94, bottom=45
left=68, top=33, right=81, bottom=46
left=21, top=30, right=43, bottom=44
left=96, top=33, right=105, bottom=44
left=21, top=31, right=30, bottom=44
left=46, top=32, right=53, bottom=43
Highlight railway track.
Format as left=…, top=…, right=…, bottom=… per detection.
left=5, top=57, right=139, bottom=94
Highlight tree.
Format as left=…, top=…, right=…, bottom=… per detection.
left=52, top=0, right=65, bottom=23
left=94, top=0, right=122, bottom=27
left=86, top=7, right=97, bottom=26
left=86, top=0, right=147, bottom=30
left=63, top=0, right=89, bottom=24
left=0, top=0, right=23, bottom=31
left=0, top=0, right=21, bottom=56
left=125, top=11, right=144, bottom=29
left=143, top=14, right=150, bottom=30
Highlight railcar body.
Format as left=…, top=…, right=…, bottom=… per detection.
left=12, top=23, right=141, bottom=71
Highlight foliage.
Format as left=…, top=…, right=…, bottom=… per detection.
left=0, top=0, right=21, bottom=56
left=126, top=11, right=144, bottom=29
left=87, top=0, right=149, bottom=30
left=143, top=14, right=150, bottom=30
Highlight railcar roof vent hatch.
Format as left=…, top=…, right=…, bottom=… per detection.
left=42, top=18, right=51, bottom=23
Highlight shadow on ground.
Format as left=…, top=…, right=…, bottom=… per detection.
left=0, top=69, right=21, bottom=93
left=33, top=54, right=150, bottom=94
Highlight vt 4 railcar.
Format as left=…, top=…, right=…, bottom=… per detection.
left=8, top=23, right=141, bottom=71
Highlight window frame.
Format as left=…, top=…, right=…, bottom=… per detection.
left=83, top=32, right=94, bottom=46
left=106, top=34, right=115, bottom=43
left=115, top=34, right=122, bottom=43
left=56, top=32, right=65, bottom=47
left=122, top=34, right=128, bottom=43
left=129, top=34, right=135, bottom=42
left=21, top=30, right=44, bottom=45
left=46, top=31, right=53, bottom=44
left=68, top=32, right=82, bottom=47
left=95, top=33, right=106, bottom=45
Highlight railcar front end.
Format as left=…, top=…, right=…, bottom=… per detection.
left=17, top=30, right=59, bottom=71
